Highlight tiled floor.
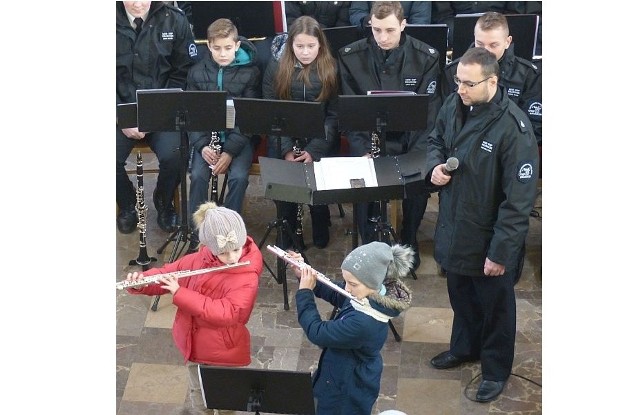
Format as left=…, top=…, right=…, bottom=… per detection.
left=116, top=153, right=542, bottom=415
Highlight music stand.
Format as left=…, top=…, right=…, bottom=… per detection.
left=136, top=89, right=227, bottom=311
left=199, top=365, right=315, bottom=414
left=233, top=97, right=326, bottom=310
left=322, top=25, right=362, bottom=58
left=452, top=13, right=539, bottom=61
left=404, top=24, right=449, bottom=69
left=339, top=94, right=430, bottom=280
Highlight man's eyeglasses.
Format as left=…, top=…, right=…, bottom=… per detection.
left=453, top=75, right=492, bottom=88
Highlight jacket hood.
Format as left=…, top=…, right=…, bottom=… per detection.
left=369, top=277, right=413, bottom=313
left=231, top=37, right=258, bottom=66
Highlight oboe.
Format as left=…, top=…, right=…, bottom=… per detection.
left=208, top=131, right=222, bottom=204
left=128, top=151, right=157, bottom=270
left=116, top=261, right=250, bottom=290
left=267, top=245, right=365, bottom=305
left=293, top=140, right=304, bottom=239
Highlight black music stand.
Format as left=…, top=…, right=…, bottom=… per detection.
left=452, top=13, right=539, bottom=61
left=404, top=24, right=449, bottom=69
left=260, top=153, right=426, bottom=343
left=338, top=94, right=429, bottom=279
left=233, top=98, right=326, bottom=310
left=136, top=89, right=227, bottom=311
left=199, top=365, right=315, bottom=414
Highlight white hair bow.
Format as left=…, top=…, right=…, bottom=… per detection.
left=216, top=230, right=238, bottom=249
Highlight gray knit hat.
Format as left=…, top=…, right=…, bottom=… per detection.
left=341, top=241, right=415, bottom=290
left=193, top=202, right=247, bottom=255
left=341, top=241, right=394, bottom=290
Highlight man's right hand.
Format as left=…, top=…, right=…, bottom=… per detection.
left=122, top=127, right=146, bottom=140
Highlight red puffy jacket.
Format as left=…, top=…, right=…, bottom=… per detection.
left=129, top=237, right=263, bottom=366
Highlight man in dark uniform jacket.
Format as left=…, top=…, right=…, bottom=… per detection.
left=426, top=47, right=538, bottom=403
left=338, top=1, right=442, bottom=270
left=116, top=1, right=198, bottom=234
left=441, top=11, right=542, bottom=146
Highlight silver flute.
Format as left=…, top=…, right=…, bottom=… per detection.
left=267, top=245, right=365, bottom=305
left=116, top=261, right=250, bottom=290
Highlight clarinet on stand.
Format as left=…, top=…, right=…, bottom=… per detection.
left=129, top=151, right=157, bottom=270
left=293, top=139, right=305, bottom=248
left=208, top=131, right=222, bottom=204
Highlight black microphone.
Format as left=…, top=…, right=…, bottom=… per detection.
left=443, top=157, right=459, bottom=176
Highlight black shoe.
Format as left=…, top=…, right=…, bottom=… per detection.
left=476, top=380, right=505, bottom=403
left=153, top=189, right=178, bottom=233
left=430, top=351, right=466, bottom=370
left=410, top=243, right=421, bottom=271
left=117, top=206, right=137, bottom=234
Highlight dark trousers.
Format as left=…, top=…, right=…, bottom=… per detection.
left=355, top=192, right=429, bottom=245
left=446, top=270, right=517, bottom=381
left=116, top=126, right=181, bottom=210
left=278, top=201, right=330, bottom=249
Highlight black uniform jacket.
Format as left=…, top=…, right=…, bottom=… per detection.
left=426, top=87, right=539, bottom=276
left=116, top=1, right=198, bottom=105
left=337, top=33, right=442, bottom=156
left=186, top=37, right=261, bottom=158
left=442, top=45, right=542, bottom=145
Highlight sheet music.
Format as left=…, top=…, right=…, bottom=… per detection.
left=226, top=99, right=235, bottom=129
left=314, top=157, right=378, bottom=190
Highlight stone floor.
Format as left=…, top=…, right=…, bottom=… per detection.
left=116, top=153, right=542, bottom=415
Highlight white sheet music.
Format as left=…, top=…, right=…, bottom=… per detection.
left=314, top=157, right=378, bottom=190
left=226, top=99, right=235, bottom=129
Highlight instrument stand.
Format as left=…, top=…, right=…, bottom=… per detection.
left=155, top=113, right=193, bottom=263
left=135, top=89, right=227, bottom=311
left=233, top=98, right=327, bottom=310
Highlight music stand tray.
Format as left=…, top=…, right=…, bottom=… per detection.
left=259, top=152, right=427, bottom=205
left=199, top=365, right=315, bottom=414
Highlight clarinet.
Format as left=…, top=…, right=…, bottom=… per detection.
left=293, top=139, right=304, bottom=240
left=370, top=130, right=381, bottom=159
left=267, top=245, right=365, bottom=305
left=208, top=131, right=222, bottom=204
left=128, top=151, right=157, bottom=270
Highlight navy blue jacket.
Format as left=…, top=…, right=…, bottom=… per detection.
left=296, top=278, right=411, bottom=414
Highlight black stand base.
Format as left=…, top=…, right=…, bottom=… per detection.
left=257, top=210, right=309, bottom=311
left=151, top=226, right=194, bottom=311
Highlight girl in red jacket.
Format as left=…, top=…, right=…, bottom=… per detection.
left=124, top=202, right=263, bottom=412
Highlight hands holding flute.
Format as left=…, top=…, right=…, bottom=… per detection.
left=287, top=251, right=317, bottom=291
left=125, top=271, right=181, bottom=294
